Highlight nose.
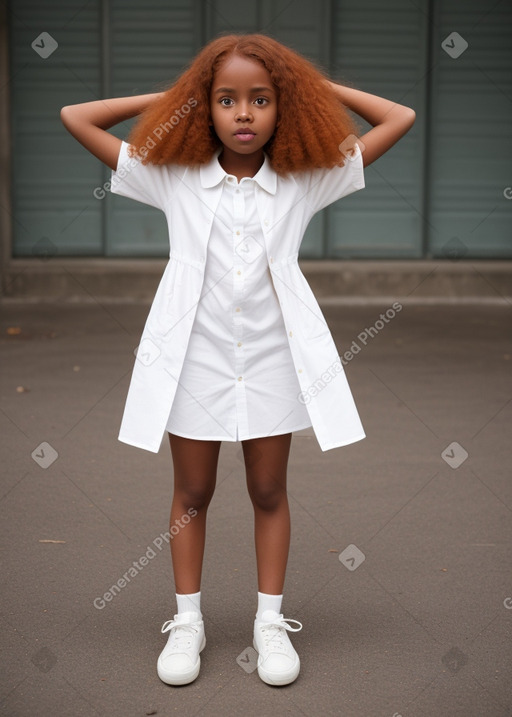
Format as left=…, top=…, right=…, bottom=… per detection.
left=235, top=104, right=252, bottom=121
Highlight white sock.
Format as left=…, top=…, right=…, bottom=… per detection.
left=176, top=591, right=201, bottom=617
left=256, top=591, right=283, bottom=621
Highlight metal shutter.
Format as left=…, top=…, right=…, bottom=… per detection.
left=9, top=0, right=511, bottom=259
left=427, top=0, right=512, bottom=258
left=107, top=0, right=200, bottom=255
left=329, top=0, right=426, bottom=258
left=10, top=0, right=104, bottom=256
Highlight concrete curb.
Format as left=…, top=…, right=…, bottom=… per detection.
left=2, top=259, right=512, bottom=301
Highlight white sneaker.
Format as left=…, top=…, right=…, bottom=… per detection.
left=157, top=611, right=205, bottom=685
left=253, top=610, right=303, bottom=685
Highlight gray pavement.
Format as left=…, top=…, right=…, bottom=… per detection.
left=1, top=298, right=511, bottom=717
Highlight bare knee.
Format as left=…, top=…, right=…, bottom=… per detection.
left=169, top=435, right=220, bottom=513
left=247, top=477, right=286, bottom=512
left=174, top=478, right=215, bottom=513
left=242, top=435, right=291, bottom=511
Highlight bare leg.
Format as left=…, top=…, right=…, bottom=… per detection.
left=242, top=433, right=292, bottom=595
left=167, top=433, right=221, bottom=595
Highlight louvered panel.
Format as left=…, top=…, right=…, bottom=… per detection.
left=428, top=0, right=512, bottom=258
left=261, top=0, right=331, bottom=67
left=207, top=1, right=259, bottom=34
left=9, top=0, right=511, bottom=260
left=261, top=0, right=332, bottom=257
left=326, top=0, right=425, bottom=258
left=107, top=0, right=198, bottom=255
left=111, top=2, right=196, bottom=91
left=10, top=0, right=103, bottom=256
left=330, top=209, right=420, bottom=255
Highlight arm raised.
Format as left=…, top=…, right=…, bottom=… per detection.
left=60, top=93, right=163, bottom=171
left=327, top=82, right=416, bottom=167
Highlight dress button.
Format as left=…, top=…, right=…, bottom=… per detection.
left=237, top=270, right=241, bottom=275
left=237, top=376, right=243, bottom=381
left=298, top=369, right=303, bottom=373
left=236, top=230, right=240, bottom=235
left=289, top=331, right=293, bottom=337
left=235, top=307, right=241, bottom=312
left=237, top=342, right=242, bottom=347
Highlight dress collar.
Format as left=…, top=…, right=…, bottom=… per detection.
left=199, top=146, right=277, bottom=195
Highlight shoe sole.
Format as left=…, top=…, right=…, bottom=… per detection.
left=157, top=634, right=206, bottom=686
left=252, top=638, right=300, bottom=686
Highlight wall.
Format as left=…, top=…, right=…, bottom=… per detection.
left=5, top=0, right=512, bottom=261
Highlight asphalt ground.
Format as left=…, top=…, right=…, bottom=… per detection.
left=1, top=298, right=511, bottom=717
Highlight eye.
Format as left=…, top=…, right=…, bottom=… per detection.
left=254, top=97, right=269, bottom=106
left=219, top=97, right=234, bottom=106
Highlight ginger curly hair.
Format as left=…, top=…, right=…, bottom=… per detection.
left=126, top=33, right=360, bottom=176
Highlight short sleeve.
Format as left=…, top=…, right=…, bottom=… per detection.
left=109, top=140, right=173, bottom=211
left=300, top=143, right=365, bottom=213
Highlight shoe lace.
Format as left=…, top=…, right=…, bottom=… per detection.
left=161, top=618, right=200, bottom=651
left=259, top=615, right=302, bottom=650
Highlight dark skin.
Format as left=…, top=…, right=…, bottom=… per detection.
left=168, top=54, right=292, bottom=598
left=60, top=52, right=415, bottom=600
left=168, top=432, right=293, bottom=595
left=209, top=53, right=278, bottom=182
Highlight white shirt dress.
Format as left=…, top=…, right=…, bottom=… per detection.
left=109, top=141, right=367, bottom=453
left=165, top=162, right=312, bottom=440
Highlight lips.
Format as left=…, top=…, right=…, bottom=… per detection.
left=234, top=129, right=255, bottom=135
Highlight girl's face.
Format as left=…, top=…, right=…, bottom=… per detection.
left=210, top=53, right=278, bottom=160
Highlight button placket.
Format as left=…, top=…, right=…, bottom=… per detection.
left=232, top=181, right=245, bottom=388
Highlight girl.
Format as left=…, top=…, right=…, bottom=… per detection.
left=61, top=33, right=415, bottom=687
